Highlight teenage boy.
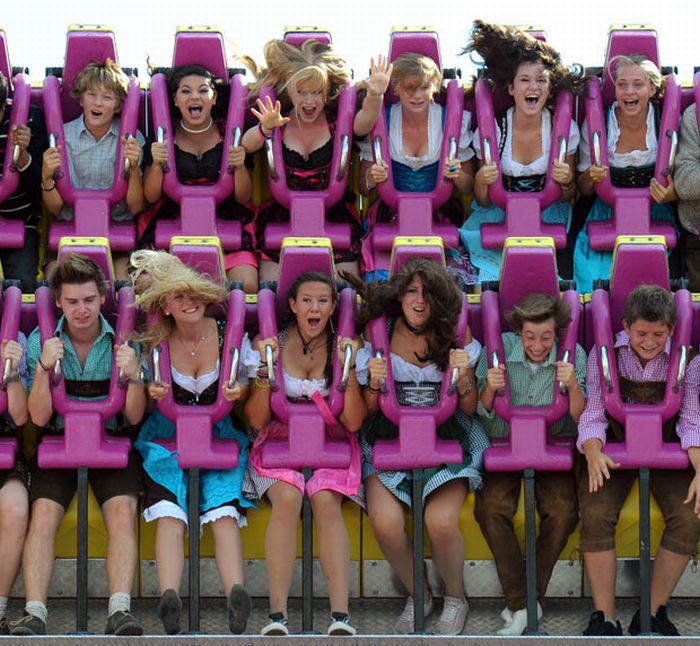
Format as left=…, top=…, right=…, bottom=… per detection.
left=475, top=293, right=586, bottom=635
left=41, top=59, right=144, bottom=279
left=11, top=252, right=146, bottom=636
left=578, top=284, right=700, bottom=636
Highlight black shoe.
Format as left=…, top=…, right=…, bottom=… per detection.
left=10, top=613, right=46, bottom=636
left=105, top=610, right=143, bottom=636
left=261, top=612, right=289, bottom=636
left=227, top=583, right=251, bottom=634
left=583, top=610, right=623, bottom=636
left=157, top=589, right=182, bottom=635
left=0, top=618, right=9, bottom=635
left=629, top=605, right=680, bottom=636
left=328, top=611, right=357, bottom=636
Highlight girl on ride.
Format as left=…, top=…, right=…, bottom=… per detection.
left=357, top=53, right=476, bottom=282
left=460, top=21, right=582, bottom=283
left=244, top=272, right=366, bottom=636
left=142, top=65, right=258, bottom=292
left=130, top=250, right=254, bottom=635
left=573, top=55, right=678, bottom=292
left=241, top=39, right=392, bottom=282
left=343, top=258, right=488, bottom=635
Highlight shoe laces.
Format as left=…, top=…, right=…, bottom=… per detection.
left=440, top=597, right=466, bottom=624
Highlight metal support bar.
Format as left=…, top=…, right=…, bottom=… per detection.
left=188, top=468, right=201, bottom=633
left=302, top=467, right=314, bottom=633
left=412, top=468, right=425, bottom=634
left=76, top=466, right=89, bottom=633
left=523, top=469, right=544, bottom=635
left=639, top=467, right=651, bottom=635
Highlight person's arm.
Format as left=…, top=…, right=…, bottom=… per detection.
left=443, top=157, right=475, bottom=195
left=124, top=135, right=145, bottom=215
left=243, top=335, right=277, bottom=429
left=473, top=159, right=498, bottom=207
left=27, top=335, right=63, bottom=428
left=0, top=340, right=28, bottom=426
left=228, top=146, right=252, bottom=204
left=673, top=106, right=700, bottom=201
left=553, top=154, right=577, bottom=202
left=116, top=343, right=146, bottom=425
left=143, top=138, right=167, bottom=204
left=41, top=146, right=65, bottom=215
left=352, top=55, right=393, bottom=137
left=337, top=337, right=368, bottom=432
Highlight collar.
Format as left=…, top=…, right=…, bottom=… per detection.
left=507, top=335, right=557, bottom=368
left=77, top=114, right=120, bottom=141
left=54, top=313, right=115, bottom=344
left=613, top=329, right=671, bottom=357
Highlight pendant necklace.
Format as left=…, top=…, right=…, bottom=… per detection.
left=297, top=325, right=326, bottom=358
left=177, top=326, right=207, bottom=356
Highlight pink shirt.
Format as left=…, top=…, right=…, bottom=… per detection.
left=577, top=331, right=700, bottom=453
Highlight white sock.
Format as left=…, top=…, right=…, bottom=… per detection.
left=108, top=592, right=131, bottom=617
left=0, top=596, right=8, bottom=620
left=25, top=600, right=48, bottom=624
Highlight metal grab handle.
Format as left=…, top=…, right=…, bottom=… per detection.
left=48, top=133, right=64, bottom=180
left=51, top=331, right=63, bottom=387
left=674, top=345, right=688, bottom=393
left=558, top=349, right=570, bottom=395
left=228, top=347, right=240, bottom=389
left=374, top=349, right=387, bottom=394
left=265, top=138, right=278, bottom=181
left=156, top=127, right=170, bottom=173
left=337, top=344, right=353, bottom=391
left=491, top=350, right=505, bottom=396
left=447, top=136, right=458, bottom=172
left=227, top=127, right=242, bottom=175
left=0, top=358, right=12, bottom=390
left=600, top=345, right=612, bottom=393
left=372, top=136, right=384, bottom=166
left=117, top=342, right=130, bottom=388
left=266, top=344, right=278, bottom=391
left=557, top=135, right=567, bottom=164
left=483, top=137, right=493, bottom=167
left=11, top=144, right=21, bottom=170
left=152, top=346, right=162, bottom=387
left=121, top=133, right=134, bottom=179
left=666, top=130, right=678, bottom=176
left=336, top=134, right=349, bottom=181
left=592, top=131, right=602, bottom=168
left=447, top=367, right=460, bottom=395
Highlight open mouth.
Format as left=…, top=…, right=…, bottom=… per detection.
left=90, top=109, right=103, bottom=118
left=188, top=106, right=203, bottom=117
left=301, top=106, right=317, bottom=118
left=307, top=317, right=322, bottom=329
left=623, top=99, right=639, bottom=108
left=525, top=94, right=540, bottom=106
left=182, top=306, right=199, bottom=314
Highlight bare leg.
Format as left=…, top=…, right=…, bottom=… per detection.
left=259, top=260, right=279, bottom=284
left=311, top=490, right=348, bottom=614
left=265, top=482, right=302, bottom=615
left=22, top=498, right=65, bottom=604
left=650, top=547, right=689, bottom=613
left=0, top=480, right=29, bottom=596
left=226, top=265, right=259, bottom=294
left=424, top=479, right=467, bottom=599
left=154, top=516, right=185, bottom=593
left=102, top=495, right=138, bottom=595
left=335, top=261, right=359, bottom=281
left=583, top=550, right=617, bottom=619
left=112, top=254, right=131, bottom=281
left=365, top=475, right=417, bottom=594
left=210, top=516, right=245, bottom=593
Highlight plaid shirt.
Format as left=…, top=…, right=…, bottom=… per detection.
left=27, top=314, right=116, bottom=429
left=475, top=331, right=587, bottom=439
left=57, top=115, right=144, bottom=222
left=577, top=330, right=700, bottom=452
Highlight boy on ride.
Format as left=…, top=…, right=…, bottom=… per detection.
left=474, top=293, right=586, bottom=635
left=578, top=284, right=700, bottom=636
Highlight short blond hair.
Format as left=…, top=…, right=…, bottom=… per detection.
left=71, top=58, right=129, bottom=110
left=609, top=54, right=664, bottom=101
left=390, top=53, right=442, bottom=95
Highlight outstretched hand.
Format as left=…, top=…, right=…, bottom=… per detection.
left=251, top=96, right=291, bottom=132
left=366, top=55, right=393, bottom=98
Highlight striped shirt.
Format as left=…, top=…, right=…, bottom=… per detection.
left=576, top=330, right=700, bottom=452
left=475, top=331, right=587, bottom=439
left=27, top=314, right=116, bottom=429
left=0, top=105, right=46, bottom=226
left=57, top=115, right=144, bottom=222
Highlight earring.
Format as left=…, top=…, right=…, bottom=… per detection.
left=329, top=317, right=335, bottom=335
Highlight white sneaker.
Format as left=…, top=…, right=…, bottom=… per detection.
left=261, top=612, right=289, bottom=636
left=433, top=596, right=469, bottom=635
left=394, top=594, right=434, bottom=634
left=501, top=606, right=513, bottom=626
left=496, top=602, right=543, bottom=636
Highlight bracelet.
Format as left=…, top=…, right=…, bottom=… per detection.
left=128, top=377, right=144, bottom=385
left=41, top=180, right=56, bottom=192
left=257, top=368, right=269, bottom=379
left=38, top=358, right=52, bottom=372
left=458, top=376, right=474, bottom=398
left=561, top=180, right=574, bottom=191
left=258, top=123, right=272, bottom=140
left=344, top=380, right=360, bottom=389
left=366, top=383, right=381, bottom=395
left=255, top=377, right=270, bottom=389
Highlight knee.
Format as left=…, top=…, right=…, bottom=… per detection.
left=538, top=495, right=579, bottom=534
left=425, top=505, right=460, bottom=546
left=368, top=507, right=406, bottom=551
left=270, top=485, right=303, bottom=520
left=103, top=496, right=137, bottom=533
left=0, top=492, right=29, bottom=532
left=29, top=499, right=64, bottom=535
left=474, top=492, right=516, bottom=530
left=310, top=490, right=342, bottom=522
left=158, top=516, right=186, bottom=539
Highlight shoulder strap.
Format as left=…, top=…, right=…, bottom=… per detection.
left=498, top=114, right=508, bottom=157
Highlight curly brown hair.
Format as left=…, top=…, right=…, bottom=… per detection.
left=341, top=258, right=463, bottom=370
left=463, top=20, right=586, bottom=103
left=505, top=293, right=572, bottom=340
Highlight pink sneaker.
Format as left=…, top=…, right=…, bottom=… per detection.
left=433, top=596, right=469, bottom=635
left=394, top=595, right=434, bottom=634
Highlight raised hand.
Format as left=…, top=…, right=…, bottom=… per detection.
left=251, top=96, right=291, bottom=132
left=366, top=55, right=393, bottom=98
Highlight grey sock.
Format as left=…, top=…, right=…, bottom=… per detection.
left=0, top=596, right=7, bottom=620
left=108, top=592, right=131, bottom=617
left=25, top=600, right=48, bottom=624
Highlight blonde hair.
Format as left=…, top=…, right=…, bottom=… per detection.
left=251, top=39, right=351, bottom=107
left=71, top=58, right=130, bottom=109
left=130, top=250, right=227, bottom=348
left=390, top=53, right=442, bottom=95
left=609, top=54, right=664, bottom=101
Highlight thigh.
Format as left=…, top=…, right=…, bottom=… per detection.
left=89, top=450, right=142, bottom=507
left=577, top=465, right=636, bottom=526
left=365, top=473, right=406, bottom=527
left=535, top=470, right=578, bottom=517
left=424, top=478, right=468, bottom=520
left=475, top=471, right=521, bottom=519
